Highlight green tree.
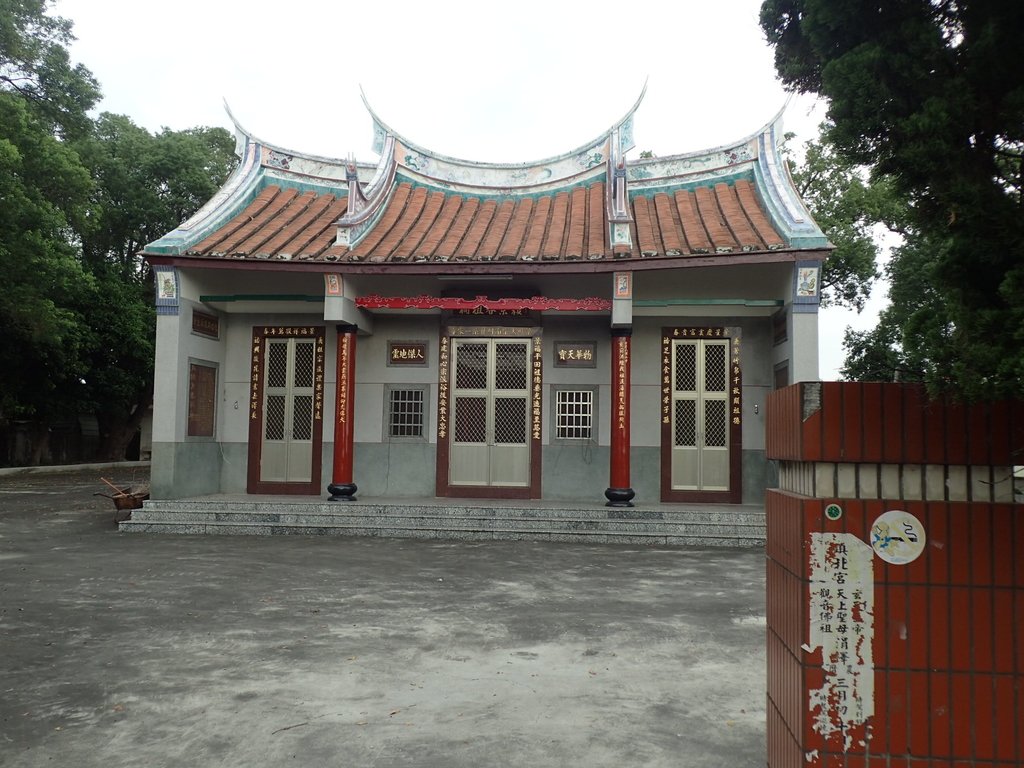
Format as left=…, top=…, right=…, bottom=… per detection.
left=0, top=0, right=99, bottom=138
left=761, top=0, right=1024, bottom=398
left=840, top=232, right=957, bottom=384
left=787, top=130, right=895, bottom=311
left=0, top=0, right=235, bottom=463
left=71, top=116, right=236, bottom=460
left=0, top=95, right=94, bottom=425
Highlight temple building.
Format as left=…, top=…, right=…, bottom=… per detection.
left=143, top=92, right=829, bottom=508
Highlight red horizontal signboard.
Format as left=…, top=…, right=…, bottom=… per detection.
left=356, top=295, right=611, bottom=312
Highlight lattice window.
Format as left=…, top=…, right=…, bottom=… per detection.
left=555, top=389, right=594, bottom=440
left=267, top=342, right=288, bottom=388
left=674, top=344, right=697, bottom=392
left=455, top=343, right=487, bottom=389
left=293, top=395, right=313, bottom=440
left=494, top=398, right=527, bottom=444
left=387, top=387, right=425, bottom=439
left=674, top=399, right=697, bottom=447
left=494, top=342, right=528, bottom=390
left=704, top=400, right=727, bottom=447
left=265, top=395, right=285, bottom=441
left=454, top=396, right=487, bottom=443
left=294, top=341, right=315, bottom=388
left=704, top=343, right=727, bottom=392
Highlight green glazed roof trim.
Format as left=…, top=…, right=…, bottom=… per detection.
left=393, top=169, right=609, bottom=202
left=626, top=168, right=754, bottom=200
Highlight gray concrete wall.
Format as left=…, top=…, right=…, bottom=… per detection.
left=157, top=438, right=773, bottom=504
left=150, top=440, right=222, bottom=498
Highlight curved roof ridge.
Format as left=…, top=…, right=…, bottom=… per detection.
left=393, top=161, right=608, bottom=198
left=223, top=99, right=374, bottom=171
left=360, top=82, right=646, bottom=171
left=630, top=100, right=787, bottom=170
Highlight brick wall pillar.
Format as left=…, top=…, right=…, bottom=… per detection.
left=765, top=382, right=1023, bottom=768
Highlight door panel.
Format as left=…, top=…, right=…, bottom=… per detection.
left=450, top=339, right=531, bottom=488
left=671, top=339, right=729, bottom=492
left=261, top=338, right=315, bottom=483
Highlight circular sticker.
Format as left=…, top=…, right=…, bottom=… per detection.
left=871, top=510, right=926, bottom=564
left=825, top=503, right=843, bottom=521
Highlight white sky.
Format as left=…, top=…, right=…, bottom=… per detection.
left=54, top=0, right=888, bottom=380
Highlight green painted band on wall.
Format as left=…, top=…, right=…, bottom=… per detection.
left=633, top=298, right=783, bottom=307
left=199, top=294, right=325, bottom=303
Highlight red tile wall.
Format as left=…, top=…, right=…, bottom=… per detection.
left=766, top=383, right=1023, bottom=768
left=768, top=492, right=1022, bottom=767
left=766, top=383, right=1023, bottom=466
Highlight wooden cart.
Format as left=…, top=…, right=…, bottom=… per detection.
left=95, top=477, right=149, bottom=522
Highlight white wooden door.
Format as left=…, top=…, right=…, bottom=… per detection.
left=670, top=339, right=729, bottom=491
left=449, top=339, right=531, bottom=487
left=260, top=338, right=316, bottom=483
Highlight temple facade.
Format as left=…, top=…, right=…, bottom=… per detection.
left=143, top=93, right=829, bottom=506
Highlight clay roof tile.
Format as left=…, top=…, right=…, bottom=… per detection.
left=350, top=183, right=413, bottom=261
left=520, top=195, right=551, bottom=260
left=714, top=183, right=761, bottom=251
left=541, top=192, right=569, bottom=259
left=632, top=196, right=660, bottom=257
left=694, top=186, right=738, bottom=252
left=735, top=179, right=785, bottom=249
left=479, top=198, right=516, bottom=258
left=455, top=198, right=496, bottom=259
left=394, top=189, right=446, bottom=261
left=497, top=198, right=533, bottom=260
left=565, top=187, right=587, bottom=259
left=435, top=197, right=478, bottom=260
left=586, top=182, right=607, bottom=258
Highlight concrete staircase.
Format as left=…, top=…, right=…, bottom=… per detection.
left=119, top=497, right=766, bottom=547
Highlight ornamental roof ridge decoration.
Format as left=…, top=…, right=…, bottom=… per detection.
left=357, top=83, right=644, bottom=195
left=223, top=99, right=378, bottom=178
left=361, top=83, right=645, bottom=171
left=626, top=102, right=786, bottom=190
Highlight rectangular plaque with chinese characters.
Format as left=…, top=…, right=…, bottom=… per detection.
left=192, top=310, right=220, bottom=339
left=554, top=341, right=596, bottom=368
left=387, top=341, right=428, bottom=366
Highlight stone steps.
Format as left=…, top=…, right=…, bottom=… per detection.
left=120, top=499, right=765, bottom=547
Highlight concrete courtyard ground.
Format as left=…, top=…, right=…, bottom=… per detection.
left=0, top=468, right=767, bottom=768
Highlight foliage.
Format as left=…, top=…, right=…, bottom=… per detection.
left=0, top=92, right=94, bottom=425
left=70, top=116, right=235, bottom=458
left=840, top=233, right=956, bottom=383
left=75, top=115, right=235, bottom=278
left=0, top=1, right=236, bottom=462
left=761, top=0, right=1024, bottom=399
left=0, top=0, right=99, bottom=137
left=786, top=130, right=893, bottom=311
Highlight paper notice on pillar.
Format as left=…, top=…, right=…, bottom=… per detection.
left=806, top=532, right=874, bottom=752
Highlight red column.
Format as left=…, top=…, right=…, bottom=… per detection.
left=328, top=324, right=358, bottom=501
left=605, top=328, right=635, bottom=506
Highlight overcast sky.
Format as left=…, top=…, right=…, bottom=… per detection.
left=54, top=0, right=887, bottom=380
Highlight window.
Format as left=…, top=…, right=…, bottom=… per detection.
left=774, top=362, right=789, bottom=390
left=554, top=388, right=595, bottom=441
left=386, top=387, right=426, bottom=439
left=187, top=361, right=217, bottom=437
